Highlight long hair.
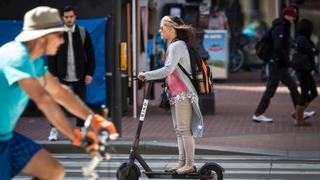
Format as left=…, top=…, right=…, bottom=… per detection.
left=162, top=16, right=195, bottom=48
left=296, top=19, right=313, bottom=39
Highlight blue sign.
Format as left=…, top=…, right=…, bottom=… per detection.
left=203, top=30, right=229, bottom=79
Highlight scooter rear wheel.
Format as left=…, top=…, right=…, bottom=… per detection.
left=116, top=162, right=141, bottom=180
left=199, top=163, right=223, bottom=180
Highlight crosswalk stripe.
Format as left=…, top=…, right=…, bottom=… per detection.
left=14, top=154, right=320, bottom=180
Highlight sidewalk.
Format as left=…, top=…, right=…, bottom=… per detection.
left=16, top=71, right=320, bottom=157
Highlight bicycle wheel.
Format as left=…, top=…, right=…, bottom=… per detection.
left=230, top=49, right=245, bottom=73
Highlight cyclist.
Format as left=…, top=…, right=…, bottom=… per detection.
left=0, top=6, right=118, bottom=179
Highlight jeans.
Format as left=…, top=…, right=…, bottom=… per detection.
left=255, top=64, right=300, bottom=116
left=171, top=98, right=194, bottom=166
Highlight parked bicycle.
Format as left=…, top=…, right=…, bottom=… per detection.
left=229, top=32, right=252, bottom=73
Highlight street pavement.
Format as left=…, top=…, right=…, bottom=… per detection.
left=14, top=153, right=320, bottom=179
left=16, top=70, right=320, bottom=157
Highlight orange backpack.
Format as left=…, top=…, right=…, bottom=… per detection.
left=178, top=47, right=214, bottom=95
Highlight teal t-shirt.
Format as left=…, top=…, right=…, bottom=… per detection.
left=0, top=41, right=48, bottom=141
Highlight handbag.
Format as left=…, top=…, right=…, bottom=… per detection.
left=291, top=49, right=312, bottom=71
left=159, top=83, right=170, bottom=111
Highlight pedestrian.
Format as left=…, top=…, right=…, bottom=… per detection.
left=138, top=16, right=203, bottom=174
left=154, top=42, right=165, bottom=69
left=47, top=5, right=96, bottom=141
left=252, top=7, right=301, bottom=123
left=0, top=6, right=117, bottom=179
left=293, top=19, right=318, bottom=126
left=208, top=6, right=229, bottom=30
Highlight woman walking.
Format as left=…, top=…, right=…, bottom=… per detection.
left=294, top=19, right=318, bottom=126
left=138, top=16, right=203, bottom=174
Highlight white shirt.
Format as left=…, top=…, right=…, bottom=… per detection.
left=208, top=12, right=228, bottom=30
left=64, top=24, right=79, bottom=82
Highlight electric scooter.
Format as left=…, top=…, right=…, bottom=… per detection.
left=116, top=81, right=224, bottom=180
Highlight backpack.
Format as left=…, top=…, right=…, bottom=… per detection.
left=291, top=36, right=313, bottom=71
left=178, top=47, right=214, bottom=95
left=255, top=28, right=273, bottom=62
left=291, top=48, right=312, bottom=71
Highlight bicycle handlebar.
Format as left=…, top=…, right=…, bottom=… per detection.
left=81, top=116, right=113, bottom=179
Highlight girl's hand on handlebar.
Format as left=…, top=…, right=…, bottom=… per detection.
left=137, top=72, right=146, bottom=82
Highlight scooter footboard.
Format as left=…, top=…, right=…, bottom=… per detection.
left=144, top=171, right=205, bottom=179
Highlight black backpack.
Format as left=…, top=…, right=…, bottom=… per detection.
left=291, top=36, right=313, bottom=71
left=255, top=28, right=273, bottom=62
left=178, top=47, right=214, bottom=95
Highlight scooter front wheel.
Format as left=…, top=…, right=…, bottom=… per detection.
left=116, top=162, right=141, bottom=180
left=199, top=163, right=224, bottom=180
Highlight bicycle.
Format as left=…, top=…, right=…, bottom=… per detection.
left=80, top=111, right=117, bottom=180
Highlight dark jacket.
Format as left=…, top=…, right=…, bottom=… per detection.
left=271, top=17, right=291, bottom=68
left=48, top=25, right=95, bottom=80
left=295, top=35, right=317, bottom=72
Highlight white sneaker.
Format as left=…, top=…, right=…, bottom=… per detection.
left=304, top=111, right=316, bottom=119
left=48, top=128, right=59, bottom=141
left=252, top=115, right=273, bottom=123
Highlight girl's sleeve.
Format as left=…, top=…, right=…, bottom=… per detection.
left=145, top=42, right=183, bottom=80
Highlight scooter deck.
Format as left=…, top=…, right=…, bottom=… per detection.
left=144, top=171, right=212, bottom=179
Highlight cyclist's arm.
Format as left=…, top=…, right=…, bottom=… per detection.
left=18, top=77, right=75, bottom=140
left=42, top=72, right=94, bottom=120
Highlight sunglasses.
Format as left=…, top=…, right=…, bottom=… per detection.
left=47, top=32, right=64, bottom=39
left=159, top=25, right=171, bottom=31
left=56, top=32, right=64, bottom=39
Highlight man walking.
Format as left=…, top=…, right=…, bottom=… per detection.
left=252, top=7, right=300, bottom=123
left=48, top=5, right=96, bottom=140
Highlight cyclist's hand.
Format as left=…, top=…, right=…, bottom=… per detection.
left=91, top=114, right=119, bottom=140
left=72, top=128, right=98, bottom=153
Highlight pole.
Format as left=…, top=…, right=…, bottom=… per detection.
left=127, top=2, right=132, bottom=88
left=112, top=0, right=122, bottom=134
left=132, top=0, right=137, bottom=118
left=105, top=15, right=113, bottom=122
left=275, top=0, right=280, bottom=18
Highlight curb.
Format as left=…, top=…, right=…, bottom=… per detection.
left=37, top=140, right=320, bottom=159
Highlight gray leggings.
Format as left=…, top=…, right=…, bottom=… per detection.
left=171, top=98, right=194, bottom=166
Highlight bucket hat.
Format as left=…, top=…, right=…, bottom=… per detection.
left=15, top=6, right=65, bottom=42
